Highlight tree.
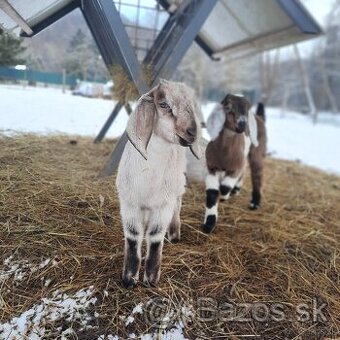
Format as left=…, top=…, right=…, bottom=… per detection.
left=260, top=49, right=280, bottom=105
left=64, top=29, right=98, bottom=81
left=293, top=44, right=318, bottom=122
left=0, top=28, right=26, bottom=66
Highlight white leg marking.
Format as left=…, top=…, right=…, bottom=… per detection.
left=220, top=176, right=238, bottom=200
left=244, top=135, right=251, bottom=157
left=204, top=205, right=218, bottom=223
left=205, top=173, right=219, bottom=190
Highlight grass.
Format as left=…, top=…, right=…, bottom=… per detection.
left=0, top=134, right=339, bottom=339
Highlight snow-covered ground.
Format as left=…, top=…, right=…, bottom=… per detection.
left=1, top=84, right=339, bottom=175
left=0, top=255, right=189, bottom=339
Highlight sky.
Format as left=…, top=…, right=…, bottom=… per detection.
left=300, top=0, right=335, bottom=26
left=282, top=0, right=336, bottom=58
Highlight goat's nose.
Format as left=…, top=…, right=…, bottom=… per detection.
left=236, top=120, right=246, bottom=133
left=186, top=125, right=197, bottom=137
left=238, top=121, right=246, bottom=129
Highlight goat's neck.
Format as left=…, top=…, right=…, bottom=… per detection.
left=147, top=134, right=183, bottom=157
left=222, top=127, right=238, bottom=138
left=222, top=127, right=250, bottom=139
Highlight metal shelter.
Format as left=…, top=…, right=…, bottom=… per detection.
left=0, top=0, right=322, bottom=176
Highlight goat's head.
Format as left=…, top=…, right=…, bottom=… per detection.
left=221, top=94, right=258, bottom=146
left=127, top=79, right=202, bottom=160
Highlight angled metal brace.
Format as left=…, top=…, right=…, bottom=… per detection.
left=0, top=0, right=33, bottom=35
left=94, top=0, right=219, bottom=145
left=81, top=0, right=149, bottom=95
left=20, top=0, right=80, bottom=37
left=97, top=0, right=217, bottom=177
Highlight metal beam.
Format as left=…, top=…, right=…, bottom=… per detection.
left=20, top=0, right=80, bottom=37
left=81, top=0, right=151, bottom=146
left=93, top=0, right=181, bottom=144
left=94, top=0, right=219, bottom=144
left=151, top=0, right=218, bottom=80
left=98, top=0, right=217, bottom=177
left=156, top=0, right=218, bottom=60
left=94, top=102, right=124, bottom=144
left=94, top=102, right=132, bottom=144
left=0, top=0, right=33, bottom=35
left=277, top=0, right=322, bottom=35
left=93, top=0, right=185, bottom=144
left=81, top=0, right=149, bottom=95
left=98, top=132, right=129, bottom=177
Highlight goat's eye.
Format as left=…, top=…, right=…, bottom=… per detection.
left=159, top=102, right=170, bottom=109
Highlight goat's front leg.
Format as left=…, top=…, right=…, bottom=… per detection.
left=144, top=207, right=173, bottom=287
left=219, top=175, right=238, bottom=201
left=167, top=196, right=182, bottom=243
left=121, top=209, right=143, bottom=289
left=203, top=172, right=220, bottom=233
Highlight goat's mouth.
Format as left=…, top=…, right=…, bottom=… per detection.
left=235, top=127, right=245, bottom=133
left=177, top=135, right=193, bottom=147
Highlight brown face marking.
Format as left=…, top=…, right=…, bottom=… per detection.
left=221, top=94, right=250, bottom=132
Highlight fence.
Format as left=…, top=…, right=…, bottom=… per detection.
left=0, top=66, right=79, bottom=87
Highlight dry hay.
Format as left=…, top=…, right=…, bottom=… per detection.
left=0, top=134, right=339, bottom=339
left=110, top=65, right=153, bottom=103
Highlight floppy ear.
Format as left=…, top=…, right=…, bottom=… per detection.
left=190, top=103, right=203, bottom=159
left=248, top=109, right=259, bottom=147
left=190, top=140, right=202, bottom=160
left=126, top=86, right=157, bottom=160
left=220, top=94, right=230, bottom=106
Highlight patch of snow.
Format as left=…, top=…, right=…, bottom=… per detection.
left=140, top=323, right=188, bottom=340
left=265, top=108, right=340, bottom=174
left=0, top=256, right=52, bottom=284
left=125, top=315, right=135, bottom=326
left=98, top=335, right=119, bottom=340
left=0, top=85, right=128, bottom=138
left=44, top=278, right=52, bottom=287
left=123, top=302, right=144, bottom=326
left=132, top=302, right=144, bottom=315
left=1, top=85, right=339, bottom=174
left=0, top=286, right=97, bottom=339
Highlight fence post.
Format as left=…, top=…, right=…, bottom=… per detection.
left=62, top=68, right=66, bottom=93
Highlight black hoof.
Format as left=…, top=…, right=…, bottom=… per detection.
left=122, top=276, right=137, bottom=289
left=143, top=277, right=159, bottom=288
left=166, top=232, right=180, bottom=243
left=249, top=202, right=260, bottom=210
left=230, top=186, right=241, bottom=196
left=202, top=215, right=216, bottom=233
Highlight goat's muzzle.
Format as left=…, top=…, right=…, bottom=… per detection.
left=177, top=122, right=197, bottom=146
left=235, top=119, right=246, bottom=133
left=178, top=135, right=193, bottom=146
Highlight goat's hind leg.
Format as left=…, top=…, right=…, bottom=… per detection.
left=167, top=196, right=182, bottom=243
left=121, top=209, right=143, bottom=289
left=230, top=173, right=244, bottom=196
left=249, top=152, right=264, bottom=210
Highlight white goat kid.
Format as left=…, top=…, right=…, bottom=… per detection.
left=116, top=80, right=202, bottom=288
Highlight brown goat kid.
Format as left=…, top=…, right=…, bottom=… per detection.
left=203, top=94, right=267, bottom=233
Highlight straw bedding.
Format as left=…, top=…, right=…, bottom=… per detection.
left=0, top=134, right=339, bottom=339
